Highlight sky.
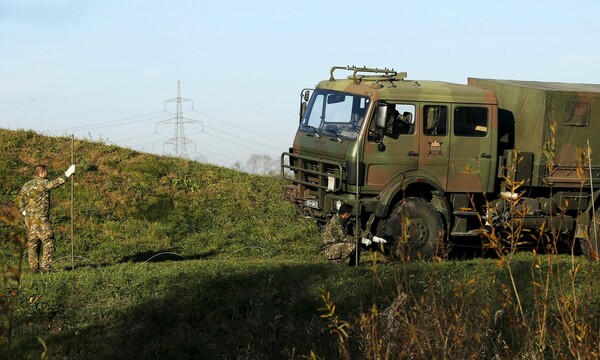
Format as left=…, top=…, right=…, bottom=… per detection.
left=1, top=0, right=599, bottom=168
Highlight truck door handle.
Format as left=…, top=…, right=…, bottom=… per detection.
left=408, top=151, right=419, bottom=156
left=481, top=153, right=491, bottom=158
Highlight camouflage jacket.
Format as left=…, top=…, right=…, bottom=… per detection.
left=17, top=175, right=66, bottom=219
left=321, top=215, right=355, bottom=248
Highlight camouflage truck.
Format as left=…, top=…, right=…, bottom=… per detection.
left=281, top=66, right=600, bottom=260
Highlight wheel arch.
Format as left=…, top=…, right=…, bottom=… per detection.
left=375, top=175, right=449, bottom=220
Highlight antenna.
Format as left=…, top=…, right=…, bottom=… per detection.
left=158, top=81, right=202, bottom=157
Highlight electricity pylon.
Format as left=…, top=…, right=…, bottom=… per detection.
left=158, top=80, right=202, bottom=157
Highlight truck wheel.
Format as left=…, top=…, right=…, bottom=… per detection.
left=581, top=217, right=600, bottom=261
left=378, top=197, right=444, bottom=260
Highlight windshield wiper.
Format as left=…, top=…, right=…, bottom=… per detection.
left=307, top=125, right=321, bottom=138
left=323, top=128, right=343, bottom=143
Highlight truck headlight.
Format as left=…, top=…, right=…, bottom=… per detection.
left=305, top=199, right=319, bottom=209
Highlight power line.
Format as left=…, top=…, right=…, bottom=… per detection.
left=35, top=83, right=288, bottom=162
left=192, top=153, right=233, bottom=167
left=47, top=111, right=169, bottom=133
left=187, top=124, right=282, bottom=152
left=193, top=146, right=239, bottom=162
left=0, top=84, right=167, bottom=104
left=128, top=138, right=167, bottom=148
left=190, top=109, right=288, bottom=146
left=202, top=131, right=272, bottom=156
left=113, top=131, right=169, bottom=144
left=121, top=139, right=234, bottom=166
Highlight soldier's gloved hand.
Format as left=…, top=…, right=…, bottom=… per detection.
left=372, top=236, right=387, bottom=244
left=361, top=237, right=372, bottom=246
left=22, top=210, right=26, bottom=216
left=65, top=165, right=76, bottom=178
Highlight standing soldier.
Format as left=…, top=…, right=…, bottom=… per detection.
left=17, top=164, right=75, bottom=273
left=321, top=203, right=386, bottom=264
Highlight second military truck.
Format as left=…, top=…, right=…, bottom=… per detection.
left=281, top=66, right=600, bottom=260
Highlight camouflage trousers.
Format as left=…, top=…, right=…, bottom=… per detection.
left=322, top=242, right=355, bottom=262
left=25, top=216, right=56, bottom=273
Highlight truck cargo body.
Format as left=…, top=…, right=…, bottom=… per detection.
left=469, top=78, right=600, bottom=188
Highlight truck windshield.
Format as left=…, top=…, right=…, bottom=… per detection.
left=299, top=89, right=370, bottom=141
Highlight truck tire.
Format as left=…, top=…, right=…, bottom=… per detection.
left=378, top=197, right=444, bottom=260
left=581, top=217, right=600, bottom=261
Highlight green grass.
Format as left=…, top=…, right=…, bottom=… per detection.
left=4, top=254, right=599, bottom=359
left=1, top=129, right=599, bottom=359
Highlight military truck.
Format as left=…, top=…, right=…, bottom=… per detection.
left=281, top=66, right=600, bottom=260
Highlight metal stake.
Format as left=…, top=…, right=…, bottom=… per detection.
left=70, top=135, right=75, bottom=271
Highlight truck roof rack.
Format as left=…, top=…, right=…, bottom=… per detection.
left=329, top=65, right=407, bottom=83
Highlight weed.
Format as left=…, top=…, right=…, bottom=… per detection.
left=0, top=202, right=25, bottom=358
left=318, top=290, right=351, bottom=359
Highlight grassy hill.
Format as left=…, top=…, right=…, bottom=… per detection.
left=1, top=129, right=599, bottom=359
left=0, top=129, right=317, bottom=265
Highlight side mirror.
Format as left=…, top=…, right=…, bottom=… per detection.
left=299, top=89, right=311, bottom=123
left=375, top=103, right=388, bottom=129
left=299, top=102, right=307, bottom=124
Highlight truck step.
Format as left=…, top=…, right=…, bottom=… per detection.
left=453, top=210, right=479, bottom=216
left=450, top=230, right=484, bottom=237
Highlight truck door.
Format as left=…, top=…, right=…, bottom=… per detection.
left=418, top=104, right=451, bottom=190
left=363, top=103, right=418, bottom=191
left=447, top=105, right=494, bottom=193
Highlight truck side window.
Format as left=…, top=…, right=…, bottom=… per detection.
left=369, top=103, right=416, bottom=141
left=454, top=106, right=489, bottom=137
left=384, top=104, right=416, bottom=138
left=424, top=105, right=448, bottom=135
left=395, top=104, right=416, bottom=136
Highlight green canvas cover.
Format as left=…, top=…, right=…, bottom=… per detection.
left=468, top=78, right=600, bottom=187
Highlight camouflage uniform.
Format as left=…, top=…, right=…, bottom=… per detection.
left=17, top=174, right=67, bottom=273
left=321, top=215, right=356, bottom=262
